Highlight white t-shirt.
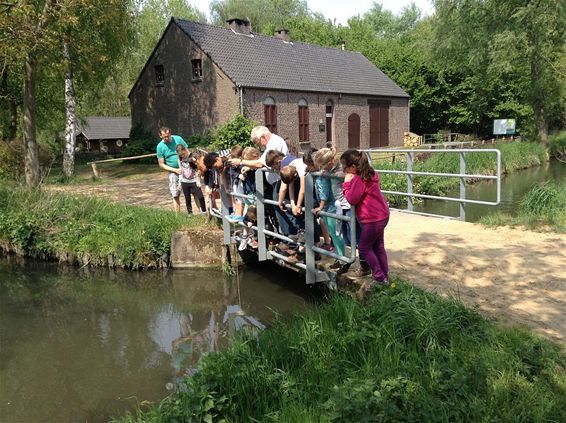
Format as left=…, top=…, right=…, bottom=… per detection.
left=259, top=134, right=288, bottom=185
left=289, top=158, right=307, bottom=178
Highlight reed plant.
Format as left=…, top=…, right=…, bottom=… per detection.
left=116, top=283, right=566, bottom=422
left=481, top=182, right=566, bottom=232
left=0, top=185, right=204, bottom=268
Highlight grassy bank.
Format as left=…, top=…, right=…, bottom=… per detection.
left=116, top=283, right=566, bottom=422
left=376, top=141, right=547, bottom=206
left=0, top=185, right=204, bottom=268
left=481, top=182, right=566, bottom=232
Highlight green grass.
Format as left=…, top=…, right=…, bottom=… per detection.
left=115, top=282, right=566, bottom=422
left=0, top=185, right=205, bottom=268
left=481, top=182, right=566, bottom=232
left=44, top=162, right=161, bottom=185
left=375, top=141, right=547, bottom=206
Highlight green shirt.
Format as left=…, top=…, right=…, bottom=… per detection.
left=156, top=135, right=188, bottom=168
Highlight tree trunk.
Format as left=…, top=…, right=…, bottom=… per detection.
left=23, top=54, right=40, bottom=186
left=62, top=40, right=77, bottom=177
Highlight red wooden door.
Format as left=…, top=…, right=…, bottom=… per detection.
left=348, top=113, right=360, bottom=149
left=369, top=102, right=389, bottom=148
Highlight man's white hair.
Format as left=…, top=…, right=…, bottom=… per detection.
left=250, top=126, right=271, bottom=144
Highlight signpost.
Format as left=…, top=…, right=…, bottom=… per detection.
left=493, top=119, right=516, bottom=135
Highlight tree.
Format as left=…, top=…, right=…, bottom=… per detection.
left=209, top=0, right=309, bottom=35
left=58, top=0, right=132, bottom=177
left=433, top=0, right=566, bottom=144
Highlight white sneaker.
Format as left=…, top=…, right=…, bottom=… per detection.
left=238, top=236, right=249, bottom=251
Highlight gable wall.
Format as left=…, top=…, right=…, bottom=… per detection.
left=243, top=89, right=408, bottom=151
left=129, top=24, right=240, bottom=140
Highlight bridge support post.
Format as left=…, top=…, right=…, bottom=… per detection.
left=459, top=152, right=466, bottom=221
left=255, top=170, right=267, bottom=261
left=407, top=152, right=414, bottom=212
left=305, top=174, right=316, bottom=285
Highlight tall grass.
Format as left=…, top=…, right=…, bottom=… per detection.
left=115, top=283, right=566, bottom=422
left=481, top=182, right=566, bottom=232
left=0, top=185, right=205, bottom=268
left=377, top=141, right=547, bottom=206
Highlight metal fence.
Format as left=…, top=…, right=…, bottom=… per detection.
left=364, top=148, right=501, bottom=221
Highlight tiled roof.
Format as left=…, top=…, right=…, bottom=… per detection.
left=174, top=19, right=409, bottom=98
left=77, top=117, right=131, bottom=140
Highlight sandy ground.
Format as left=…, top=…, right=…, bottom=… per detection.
left=46, top=173, right=566, bottom=344
left=387, top=211, right=566, bottom=344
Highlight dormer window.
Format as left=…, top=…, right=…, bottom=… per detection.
left=155, top=65, right=164, bottom=85
left=191, top=59, right=203, bottom=80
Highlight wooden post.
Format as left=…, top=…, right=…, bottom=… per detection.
left=91, top=162, right=99, bottom=178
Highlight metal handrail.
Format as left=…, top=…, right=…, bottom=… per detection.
left=364, top=148, right=502, bottom=220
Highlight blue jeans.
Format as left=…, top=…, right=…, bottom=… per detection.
left=273, top=181, right=300, bottom=236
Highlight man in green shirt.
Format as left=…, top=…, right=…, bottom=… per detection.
left=156, top=126, right=188, bottom=213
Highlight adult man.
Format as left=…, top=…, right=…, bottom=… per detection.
left=156, top=126, right=188, bottom=213
left=227, top=126, right=288, bottom=185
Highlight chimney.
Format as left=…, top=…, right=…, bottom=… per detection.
left=275, top=28, right=291, bottom=42
left=226, top=18, right=251, bottom=35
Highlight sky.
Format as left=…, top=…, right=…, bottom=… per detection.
left=189, top=0, right=435, bottom=26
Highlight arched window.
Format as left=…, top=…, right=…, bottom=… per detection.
left=263, top=97, right=277, bottom=133
left=298, top=98, right=309, bottom=141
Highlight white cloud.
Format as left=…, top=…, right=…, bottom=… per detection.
left=188, top=0, right=435, bottom=26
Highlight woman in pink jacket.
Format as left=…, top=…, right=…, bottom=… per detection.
left=341, top=149, right=390, bottom=288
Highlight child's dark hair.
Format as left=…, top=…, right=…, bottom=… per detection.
left=246, top=205, right=257, bottom=221
left=303, top=147, right=318, bottom=171
left=340, top=149, right=375, bottom=181
left=188, top=151, right=200, bottom=170
left=230, top=145, right=243, bottom=158
left=176, top=144, right=187, bottom=153
left=203, top=152, right=219, bottom=170
left=265, top=150, right=285, bottom=167
left=280, top=165, right=297, bottom=184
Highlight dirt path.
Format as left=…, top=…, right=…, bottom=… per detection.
left=46, top=175, right=566, bottom=343
left=387, top=211, right=566, bottom=344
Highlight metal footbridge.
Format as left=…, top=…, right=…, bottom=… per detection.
left=211, top=148, right=502, bottom=289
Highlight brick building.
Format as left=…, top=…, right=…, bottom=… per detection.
left=129, top=18, right=410, bottom=150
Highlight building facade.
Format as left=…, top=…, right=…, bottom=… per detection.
left=129, top=18, right=409, bottom=150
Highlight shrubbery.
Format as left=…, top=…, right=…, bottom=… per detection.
left=481, top=181, right=566, bottom=232
left=548, top=131, right=566, bottom=160
left=0, top=139, right=54, bottom=181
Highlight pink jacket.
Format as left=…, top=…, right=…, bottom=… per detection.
left=342, top=173, right=389, bottom=223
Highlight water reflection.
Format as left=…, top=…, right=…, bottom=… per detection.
left=0, top=256, right=313, bottom=422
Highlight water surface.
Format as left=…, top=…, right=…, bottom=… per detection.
left=0, top=257, right=314, bottom=422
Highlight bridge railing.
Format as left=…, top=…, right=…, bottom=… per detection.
left=212, top=168, right=358, bottom=288
left=365, top=148, right=502, bottom=221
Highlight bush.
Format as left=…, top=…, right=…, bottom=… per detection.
left=187, top=133, right=213, bottom=149
left=548, top=131, right=566, bottom=160
left=210, top=114, right=256, bottom=150
left=120, top=124, right=156, bottom=163
left=0, top=139, right=54, bottom=181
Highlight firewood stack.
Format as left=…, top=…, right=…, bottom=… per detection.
left=403, top=132, right=422, bottom=147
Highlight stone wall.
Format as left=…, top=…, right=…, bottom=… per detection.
left=170, top=228, right=231, bottom=268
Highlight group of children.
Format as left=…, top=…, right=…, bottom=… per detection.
left=194, top=142, right=391, bottom=288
